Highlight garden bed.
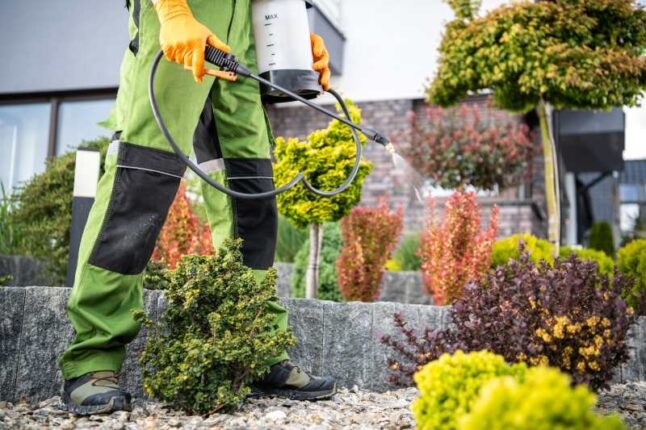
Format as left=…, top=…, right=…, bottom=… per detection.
left=1, top=382, right=645, bottom=429
left=1, top=286, right=644, bottom=405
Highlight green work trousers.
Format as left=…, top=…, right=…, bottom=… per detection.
left=59, top=0, right=289, bottom=380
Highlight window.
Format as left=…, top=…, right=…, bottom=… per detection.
left=0, top=103, right=50, bottom=192
left=56, top=98, right=115, bottom=155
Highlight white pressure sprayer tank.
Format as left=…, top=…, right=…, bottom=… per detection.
left=251, top=0, right=323, bottom=103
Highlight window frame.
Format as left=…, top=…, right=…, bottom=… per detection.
left=0, top=88, right=117, bottom=160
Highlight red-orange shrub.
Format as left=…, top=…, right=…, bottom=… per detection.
left=419, top=190, right=498, bottom=304
left=152, top=182, right=213, bottom=269
left=337, top=200, right=403, bottom=301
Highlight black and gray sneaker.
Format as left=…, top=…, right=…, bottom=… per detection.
left=61, top=371, right=131, bottom=415
left=251, top=361, right=336, bottom=401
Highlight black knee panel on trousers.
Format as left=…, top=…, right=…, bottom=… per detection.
left=226, top=159, right=278, bottom=271
left=88, top=142, right=186, bottom=275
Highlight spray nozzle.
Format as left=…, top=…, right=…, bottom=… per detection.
left=359, top=126, right=390, bottom=147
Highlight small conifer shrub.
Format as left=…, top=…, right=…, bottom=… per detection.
left=135, top=239, right=296, bottom=414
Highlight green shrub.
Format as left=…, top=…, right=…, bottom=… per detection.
left=412, top=350, right=527, bottom=430
left=392, top=234, right=421, bottom=271
left=491, top=234, right=553, bottom=267
left=560, top=246, right=614, bottom=277
left=589, top=221, right=615, bottom=258
left=617, top=238, right=646, bottom=311
left=461, top=366, right=625, bottom=430
left=9, top=138, right=109, bottom=284
left=0, top=183, right=22, bottom=255
left=275, top=215, right=308, bottom=263
left=135, top=239, right=295, bottom=414
left=142, top=261, right=171, bottom=290
left=292, top=222, right=342, bottom=301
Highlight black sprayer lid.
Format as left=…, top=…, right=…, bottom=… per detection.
left=305, top=0, right=313, bottom=8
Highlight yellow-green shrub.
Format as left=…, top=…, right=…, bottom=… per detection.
left=491, top=234, right=553, bottom=267
left=460, top=366, right=625, bottom=430
left=617, top=238, right=646, bottom=311
left=560, top=246, right=614, bottom=277
left=412, top=351, right=526, bottom=430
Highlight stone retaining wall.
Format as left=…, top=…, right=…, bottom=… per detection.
left=1, top=287, right=644, bottom=404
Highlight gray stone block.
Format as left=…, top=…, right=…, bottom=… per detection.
left=621, top=318, right=646, bottom=383
left=321, top=301, right=373, bottom=389
left=369, top=301, right=415, bottom=391
left=281, top=299, right=325, bottom=377
left=378, top=271, right=432, bottom=305
left=14, top=287, right=73, bottom=403
left=0, top=287, right=26, bottom=401
left=274, top=263, right=293, bottom=298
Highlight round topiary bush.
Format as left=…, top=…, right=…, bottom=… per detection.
left=491, top=233, right=553, bottom=267
left=460, top=366, right=625, bottom=430
left=617, top=238, right=646, bottom=312
left=135, top=239, right=296, bottom=414
left=412, top=350, right=527, bottom=430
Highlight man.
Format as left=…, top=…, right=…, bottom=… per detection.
left=59, top=0, right=335, bottom=415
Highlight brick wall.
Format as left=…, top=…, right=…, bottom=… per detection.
left=266, top=97, right=546, bottom=238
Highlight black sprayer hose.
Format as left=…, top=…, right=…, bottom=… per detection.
left=149, top=48, right=384, bottom=200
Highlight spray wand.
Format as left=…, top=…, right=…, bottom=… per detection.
left=149, top=46, right=393, bottom=200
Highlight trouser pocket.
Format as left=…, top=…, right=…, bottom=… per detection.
left=88, top=142, right=186, bottom=275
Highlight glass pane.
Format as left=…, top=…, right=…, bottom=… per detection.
left=0, top=103, right=51, bottom=193
left=56, top=99, right=115, bottom=156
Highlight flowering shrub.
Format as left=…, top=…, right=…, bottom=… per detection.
left=384, top=249, right=636, bottom=390
left=418, top=190, right=498, bottom=304
left=412, top=351, right=527, bottom=430
left=397, top=102, right=533, bottom=191
left=617, top=239, right=646, bottom=313
left=337, top=200, right=403, bottom=301
left=461, top=366, right=625, bottom=430
left=135, top=239, right=296, bottom=414
left=151, top=181, right=213, bottom=269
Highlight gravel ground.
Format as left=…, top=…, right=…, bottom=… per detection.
left=1, top=382, right=644, bottom=430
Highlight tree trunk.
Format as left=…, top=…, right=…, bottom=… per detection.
left=305, top=222, right=324, bottom=299
left=537, top=99, right=561, bottom=257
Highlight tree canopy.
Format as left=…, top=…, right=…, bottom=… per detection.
left=429, top=0, right=646, bottom=112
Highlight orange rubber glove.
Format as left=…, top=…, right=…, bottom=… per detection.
left=310, top=33, right=331, bottom=90
left=154, top=0, right=230, bottom=83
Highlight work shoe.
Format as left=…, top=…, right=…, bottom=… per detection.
left=61, top=371, right=132, bottom=415
left=251, top=361, right=336, bottom=401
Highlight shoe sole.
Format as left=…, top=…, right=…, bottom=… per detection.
left=59, top=396, right=132, bottom=416
left=249, top=382, right=337, bottom=401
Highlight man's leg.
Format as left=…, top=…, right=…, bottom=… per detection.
left=193, top=94, right=289, bottom=367
left=192, top=1, right=335, bottom=396
left=59, top=0, right=228, bottom=414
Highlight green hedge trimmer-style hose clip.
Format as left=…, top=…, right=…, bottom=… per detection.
left=148, top=46, right=391, bottom=200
